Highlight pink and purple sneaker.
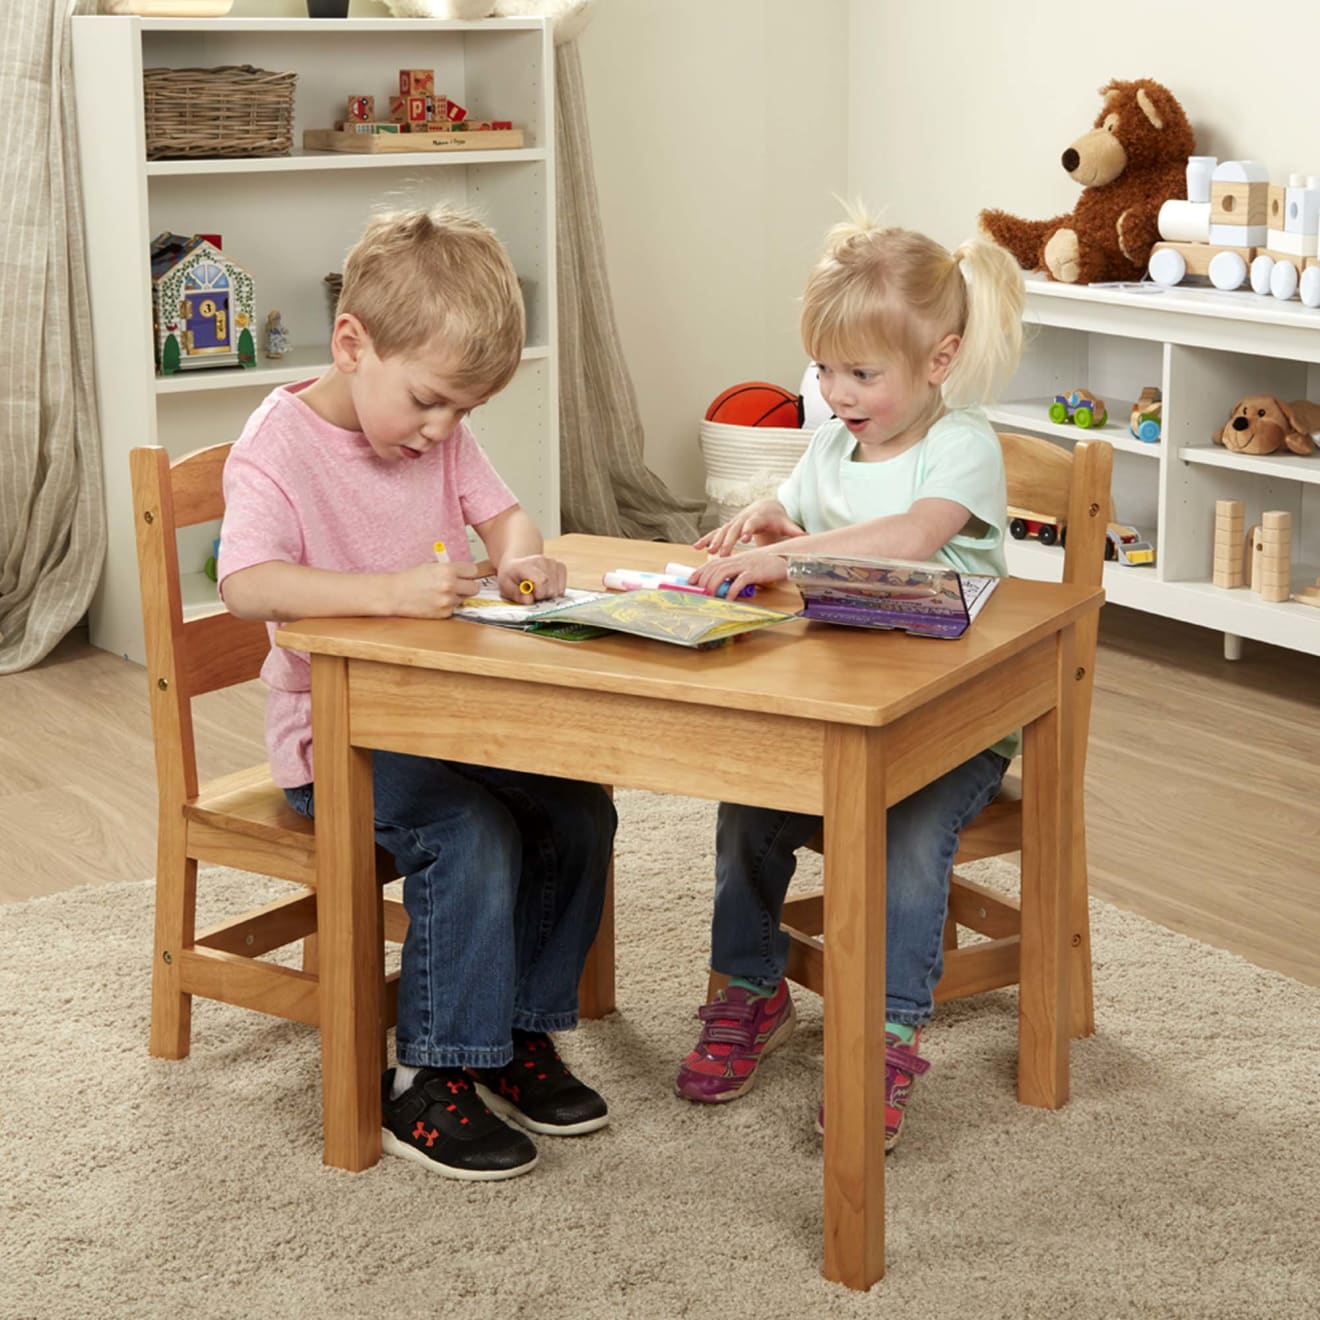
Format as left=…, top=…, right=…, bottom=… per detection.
left=674, top=981, right=796, bottom=1103
left=815, top=1028, right=930, bottom=1151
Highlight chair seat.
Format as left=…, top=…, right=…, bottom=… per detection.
left=185, top=762, right=396, bottom=888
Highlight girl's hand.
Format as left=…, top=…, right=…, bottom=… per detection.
left=694, top=500, right=804, bottom=557
left=390, top=560, right=480, bottom=618
left=498, top=554, right=567, bottom=603
left=692, top=549, right=789, bottom=601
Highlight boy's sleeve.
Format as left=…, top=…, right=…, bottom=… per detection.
left=454, top=422, right=520, bottom=527
left=216, top=444, right=304, bottom=595
left=912, top=419, right=1007, bottom=543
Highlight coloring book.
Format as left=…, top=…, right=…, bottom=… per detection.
left=786, top=554, right=999, bottom=640
left=453, top=579, right=794, bottom=648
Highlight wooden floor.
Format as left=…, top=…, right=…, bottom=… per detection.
left=3, top=608, right=1317, bottom=986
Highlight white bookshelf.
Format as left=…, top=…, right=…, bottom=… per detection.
left=989, top=275, right=1320, bottom=658
left=71, top=14, right=557, bottom=663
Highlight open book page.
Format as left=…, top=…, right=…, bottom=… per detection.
left=453, top=576, right=608, bottom=628
left=960, top=574, right=998, bottom=621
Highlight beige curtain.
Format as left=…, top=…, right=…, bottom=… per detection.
left=554, top=41, right=702, bottom=541
left=0, top=0, right=105, bottom=673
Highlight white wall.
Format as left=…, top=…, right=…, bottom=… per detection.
left=847, top=0, right=1320, bottom=251
left=578, top=0, right=847, bottom=499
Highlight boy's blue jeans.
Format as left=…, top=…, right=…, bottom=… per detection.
left=710, top=748, right=1010, bottom=1026
left=286, top=750, right=615, bottom=1070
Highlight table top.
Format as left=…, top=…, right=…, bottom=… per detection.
left=278, top=535, right=1103, bottom=727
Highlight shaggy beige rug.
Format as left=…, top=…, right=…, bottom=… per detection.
left=1, top=791, right=1317, bottom=1320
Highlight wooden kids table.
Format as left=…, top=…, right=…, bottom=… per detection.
left=277, top=533, right=1103, bottom=1291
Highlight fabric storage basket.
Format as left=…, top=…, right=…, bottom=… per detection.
left=144, top=66, right=297, bottom=159
left=699, top=418, right=811, bottom=530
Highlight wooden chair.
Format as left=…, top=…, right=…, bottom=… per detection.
left=724, top=433, right=1114, bottom=1042
left=130, top=443, right=406, bottom=1064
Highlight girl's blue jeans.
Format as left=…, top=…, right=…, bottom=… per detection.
left=286, top=750, right=615, bottom=1070
left=711, top=748, right=1009, bottom=1026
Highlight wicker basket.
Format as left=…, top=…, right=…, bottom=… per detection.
left=144, top=66, right=296, bottom=160
left=698, top=418, right=811, bottom=529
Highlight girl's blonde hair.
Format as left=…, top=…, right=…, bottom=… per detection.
left=800, top=206, right=1024, bottom=408
left=337, top=204, right=525, bottom=394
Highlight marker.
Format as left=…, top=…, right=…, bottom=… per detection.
left=656, top=582, right=709, bottom=596
left=433, top=541, right=449, bottom=564
left=602, top=569, right=694, bottom=592
left=518, top=579, right=536, bottom=596
left=663, top=562, right=755, bottom=599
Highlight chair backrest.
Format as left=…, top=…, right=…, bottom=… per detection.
left=130, top=444, right=271, bottom=807
left=997, top=431, right=1114, bottom=766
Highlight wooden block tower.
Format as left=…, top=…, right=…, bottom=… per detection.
left=1212, top=499, right=1244, bottom=588
left=1257, top=510, right=1292, bottom=602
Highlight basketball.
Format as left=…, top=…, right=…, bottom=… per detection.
left=705, top=381, right=803, bottom=428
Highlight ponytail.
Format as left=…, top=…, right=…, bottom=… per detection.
left=942, top=238, right=1024, bottom=409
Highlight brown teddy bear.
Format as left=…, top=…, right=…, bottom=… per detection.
left=980, top=79, right=1195, bottom=285
left=1216, top=396, right=1320, bottom=456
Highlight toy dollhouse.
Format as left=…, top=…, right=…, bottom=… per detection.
left=150, top=233, right=256, bottom=374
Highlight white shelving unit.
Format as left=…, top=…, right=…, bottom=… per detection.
left=71, top=15, right=557, bottom=664
left=989, top=275, right=1320, bottom=657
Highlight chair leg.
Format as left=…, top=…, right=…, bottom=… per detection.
left=302, top=933, right=320, bottom=976
left=1069, top=852, right=1096, bottom=1039
left=579, top=859, right=616, bottom=1019
left=706, top=969, right=730, bottom=1002
left=149, top=830, right=197, bottom=1060
left=942, top=909, right=959, bottom=953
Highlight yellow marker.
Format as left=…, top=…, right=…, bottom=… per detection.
left=433, top=540, right=449, bottom=563
left=518, top=579, right=535, bottom=597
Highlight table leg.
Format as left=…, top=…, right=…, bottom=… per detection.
left=822, top=724, right=887, bottom=1290
left=578, top=859, right=616, bottom=1019
left=1018, top=624, right=1076, bottom=1109
left=312, top=654, right=383, bottom=1170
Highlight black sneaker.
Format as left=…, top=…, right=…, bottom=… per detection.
left=380, top=1067, right=538, bottom=1181
left=470, top=1031, right=610, bottom=1136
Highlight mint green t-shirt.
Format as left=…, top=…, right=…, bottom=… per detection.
left=777, top=407, right=1008, bottom=577
left=777, top=406, right=1019, bottom=760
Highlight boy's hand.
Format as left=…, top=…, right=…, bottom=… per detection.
left=390, top=560, right=480, bottom=618
left=498, top=554, right=567, bottom=603
left=694, top=500, right=804, bottom=557
left=692, top=549, right=789, bottom=602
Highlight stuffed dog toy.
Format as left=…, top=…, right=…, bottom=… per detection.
left=1216, top=396, right=1320, bottom=456
left=980, top=79, right=1194, bottom=284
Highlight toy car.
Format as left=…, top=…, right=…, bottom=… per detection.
left=1048, top=389, right=1107, bottom=429
left=1105, top=523, right=1155, bottom=565
left=1129, top=387, right=1162, bottom=443
left=1008, top=508, right=1063, bottom=546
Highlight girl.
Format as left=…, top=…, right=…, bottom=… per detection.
left=675, top=210, right=1024, bottom=1152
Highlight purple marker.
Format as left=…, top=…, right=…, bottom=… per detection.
left=663, top=562, right=756, bottom=599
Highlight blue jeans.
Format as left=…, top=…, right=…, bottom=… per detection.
left=286, top=751, right=615, bottom=1069
left=710, top=749, right=1009, bottom=1026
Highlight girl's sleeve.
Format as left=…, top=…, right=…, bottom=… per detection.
left=777, top=424, right=830, bottom=526
left=913, top=417, right=1007, bottom=544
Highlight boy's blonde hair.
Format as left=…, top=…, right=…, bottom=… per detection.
left=337, top=204, right=525, bottom=393
left=801, top=206, right=1024, bottom=408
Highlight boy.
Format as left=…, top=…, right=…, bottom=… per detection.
left=219, top=206, right=615, bottom=1181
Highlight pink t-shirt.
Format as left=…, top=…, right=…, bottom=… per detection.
left=217, top=381, right=518, bottom=787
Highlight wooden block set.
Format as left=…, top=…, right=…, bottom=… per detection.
left=1151, top=158, right=1320, bottom=304
left=335, top=70, right=512, bottom=136
left=1212, top=499, right=1245, bottom=588
left=1215, top=501, right=1294, bottom=602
